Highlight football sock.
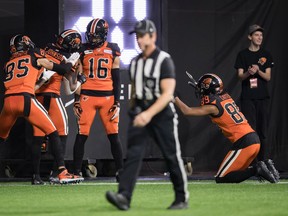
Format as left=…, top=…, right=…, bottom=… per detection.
left=108, top=133, right=124, bottom=170
left=73, top=134, right=88, bottom=173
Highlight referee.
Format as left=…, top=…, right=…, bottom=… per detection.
left=106, top=19, right=189, bottom=210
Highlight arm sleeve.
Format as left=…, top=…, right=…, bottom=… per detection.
left=111, top=68, right=121, bottom=102
left=52, top=62, right=73, bottom=75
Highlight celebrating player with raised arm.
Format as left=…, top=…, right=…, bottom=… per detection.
left=174, top=73, right=279, bottom=183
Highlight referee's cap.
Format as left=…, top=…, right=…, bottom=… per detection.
left=129, top=19, right=156, bottom=35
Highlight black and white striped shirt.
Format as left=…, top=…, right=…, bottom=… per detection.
left=129, top=47, right=175, bottom=109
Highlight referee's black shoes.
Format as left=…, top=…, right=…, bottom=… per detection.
left=106, top=191, right=130, bottom=210
left=167, top=201, right=188, bottom=210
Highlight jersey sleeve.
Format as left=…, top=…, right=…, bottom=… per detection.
left=108, top=42, right=121, bottom=57
left=28, top=49, right=44, bottom=69
left=202, top=94, right=223, bottom=117
left=33, top=48, right=46, bottom=58
left=160, top=57, right=176, bottom=79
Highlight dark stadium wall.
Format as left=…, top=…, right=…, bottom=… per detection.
left=0, top=0, right=26, bottom=161
left=0, top=0, right=287, bottom=174
left=0, top=0, right=59, bottom=165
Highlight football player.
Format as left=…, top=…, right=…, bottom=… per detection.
left=31, top=29, right=86, bottom=184
left=174, top=73, right=279, bottom=183
left=72, top=18, right=123, bottom=181
left=0, top=34, right=83, bottom=184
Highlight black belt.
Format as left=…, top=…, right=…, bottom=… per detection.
left=36, top=92, right=60, bottom=98
left=81, top=89, right=113, bottom=97
left=5, top=92, right=34, bottom=98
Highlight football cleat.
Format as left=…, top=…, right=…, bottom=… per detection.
left=256, top=161, right=277, bottom=183
left=58, top=169, right=84, bottom=184
left=74, top=170, right=83, bottom=177
left=265, top=159, right=280, bottom=182
left=49, top=176, right=60, bottom=185
left=49, top=170, right=60, bottom=185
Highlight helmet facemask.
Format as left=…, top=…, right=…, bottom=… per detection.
left=85, top=18, right=108, bottom=48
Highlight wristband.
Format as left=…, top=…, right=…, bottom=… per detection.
left=52, top=62, right=72, bottom=75
left=74, top=94, right=80, bottom=102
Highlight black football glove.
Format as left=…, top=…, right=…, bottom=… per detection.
left=108, top=101, right=120, bottom=121
left=77, top=73, right=87, bottom=84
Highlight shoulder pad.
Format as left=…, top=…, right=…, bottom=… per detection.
left=107, top=42, right=121, bottom=56
left=31, top=48, right=46, bottom=58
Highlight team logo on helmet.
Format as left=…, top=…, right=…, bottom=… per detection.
left=197, top=73, right=223, bottom=96
left=201, top=78, right=213, bottom=90
left=57, top=29, right=82, bottom=52
left=22, top=36, right=31, bottom=45
left=10, top=34, right=35, bottom=54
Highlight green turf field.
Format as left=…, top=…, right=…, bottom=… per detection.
left=0, top=180, right=287, bottom=216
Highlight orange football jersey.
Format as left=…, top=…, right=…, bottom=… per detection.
left=4, top=48, right=44, bottom=95
left=201, top=92, right=255, bottom=143
left=35, top=44, right=69, bottom=95
left=80, top=41, right=121, bottom=91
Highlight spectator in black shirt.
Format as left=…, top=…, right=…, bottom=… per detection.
left=234, top=24, right=274, bottom=161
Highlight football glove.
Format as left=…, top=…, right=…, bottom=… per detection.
left=108, top=101, right=120, bottom=121
left=63, top=52, right=80, bottom=66
left=77, top=73, right=87, bottom=84
left=73, top=100, right=82, bottom=119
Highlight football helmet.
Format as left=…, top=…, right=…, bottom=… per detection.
left=197, top=73, right=224, bottom=95
left=85, top=18, right=109, bottom=48
left=10, top=34, right=35, bottom=54
left=56, top=29, right=82, bottom=52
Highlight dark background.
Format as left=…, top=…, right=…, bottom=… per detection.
left=0, top=0, right=287, bottom=176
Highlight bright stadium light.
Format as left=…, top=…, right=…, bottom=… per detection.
left=62, top=0, right=163, bottom=68
left=134, top=0, right=146, bottom=20
left=92, top=0, right=104, bottom=18
left=111, top=0, right=123, bottom=23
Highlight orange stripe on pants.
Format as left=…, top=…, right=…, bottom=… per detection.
left=216, top=144, right=260, bottom=177
left=33, top=96, right=68, bottom=136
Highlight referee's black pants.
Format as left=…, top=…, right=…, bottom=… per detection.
left=118, top=110, right=189, bottom=203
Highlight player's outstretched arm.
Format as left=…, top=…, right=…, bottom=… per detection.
left=174, top=97, right=218, bottom=116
